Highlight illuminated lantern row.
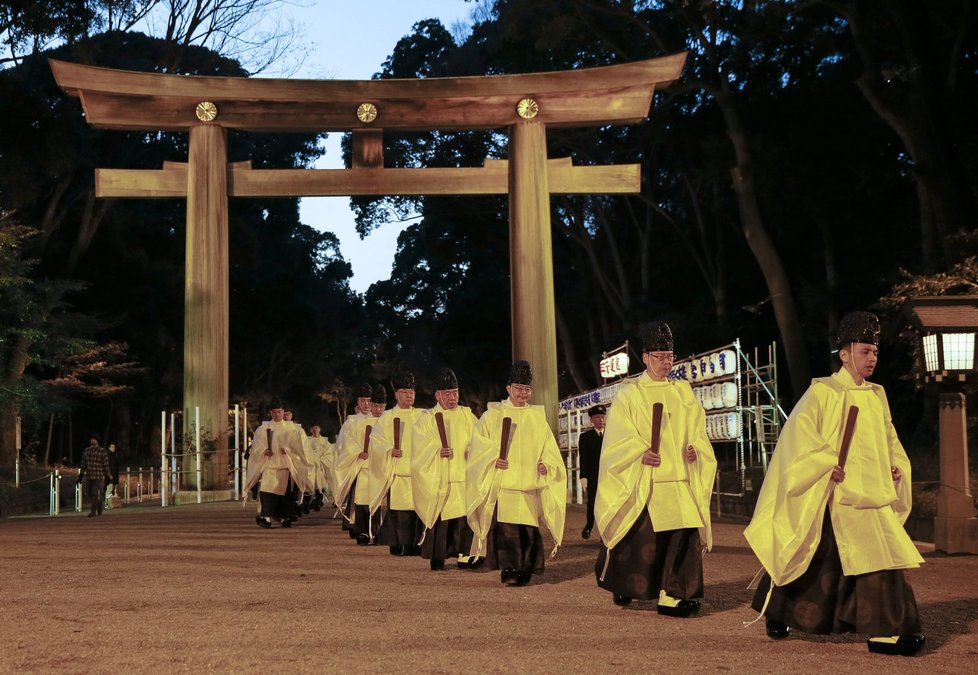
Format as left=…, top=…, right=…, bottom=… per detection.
left=693, top=382, right=738, bottom=411
left=706, top=413, right=741, bottom=441
left=668, top=349, right=736, bottom=382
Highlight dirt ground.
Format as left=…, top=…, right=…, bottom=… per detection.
left=0, top=501, right=975, bottom=674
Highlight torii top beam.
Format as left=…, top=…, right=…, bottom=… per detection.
left=49, top=54, right=686, bottom=133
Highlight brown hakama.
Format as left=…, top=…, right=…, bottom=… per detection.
left=352, top=504, right=381, bottom=539
left=378, top=508, right=422, bottom=548
left=490, top=513, right=545, bottom=574
left=751, top=508, right=921, bottom=636
left=421, top=515, right=472, bottom=561
left=595, top=510, right=703, bottom=601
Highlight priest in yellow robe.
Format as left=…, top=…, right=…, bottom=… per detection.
left=329, top=383, right=371, bottom=537
left=466, top=360, right=566, bottom=586
left=744, top=311, right=925, bottom=656
left=594, top=322, right=717, bottom=616
left=306, top=424, right=331, bottom=511
left=369, top=371, right=424, bottom=555
left=245, top=403, right=310, bottom=529
left=333, top=383, right=383, bottom=545
left=412, top=367, right=479, bottom=571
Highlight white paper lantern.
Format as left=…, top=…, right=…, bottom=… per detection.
left=721, top=382, right=738, bottom=409
left=723, top=412, right=741, bottom=439
left=719, top=349, right=736, bottom=375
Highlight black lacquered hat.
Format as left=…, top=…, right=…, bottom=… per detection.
left=508, top=360, right=532, bottom=386
left=836, top=311, right=881, bottom=348
left=392, top=370, right=415, bottom=390
left=641, top=321, right=674, bottom=352
left=436, top=367, right=458, bottom=390
left=371, top=384, right=387, bottom=404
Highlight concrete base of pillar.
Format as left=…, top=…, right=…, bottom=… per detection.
left=172, top=490, right=235, bottom=505
left=934, top=515, right=978, bottom=554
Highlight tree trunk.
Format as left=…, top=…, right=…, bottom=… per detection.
left=44, top=413, right=54, bottom=466
left=0, top=407, right=18, bottom=466
left=716, top=86, right=811, bottom=401
left=555, top=305, right=589, bottom=393
left=839, top=0, right=978, bottom=272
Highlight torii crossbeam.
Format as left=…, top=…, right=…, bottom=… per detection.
left=51, top=54, right=686, bottom=490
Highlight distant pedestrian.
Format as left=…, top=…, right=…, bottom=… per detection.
left=105, top=443, right=121, bottom=502
left=578, top=404, right=606, bottom=540
left=78, top=436, right=111, bottom=518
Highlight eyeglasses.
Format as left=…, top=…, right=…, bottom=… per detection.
left=647, top=352, right=674, bottom=361
left=509, top=384, right=532, bottom=394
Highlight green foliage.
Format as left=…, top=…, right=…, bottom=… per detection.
left=0, top=30, right=366, bottom=459
left=0, top=214, right=90, bottom=413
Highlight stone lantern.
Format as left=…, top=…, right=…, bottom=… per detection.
left=903, top=295, right=978, bottom=554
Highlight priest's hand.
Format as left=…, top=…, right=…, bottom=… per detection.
left=891, top=466, right=902, bottom=481
left=495, top=458, right=509, bottom=470
left=440, top=447, right=453, bottom=458
left=391, top=447, right=403, bottom=458
left=537, top=462, right=548, bottom=476
left=358, top=451, right=368, bottom=460
left=642, top=449, right=661, bottom=467
left=831, top=465, right=845, bottom=482
left=683, top=445, right=697, bottom=463
left=580, top=477, right=588, bottom=489
left=263, top=447, right=273, bottom=457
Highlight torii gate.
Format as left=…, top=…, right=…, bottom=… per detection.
left=50, top=54, right=686, bottom=490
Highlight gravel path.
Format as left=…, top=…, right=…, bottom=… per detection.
left=1, top=501, right=974, bottom=673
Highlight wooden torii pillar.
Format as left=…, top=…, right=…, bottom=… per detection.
left=51, top=54, right=686, bottom=488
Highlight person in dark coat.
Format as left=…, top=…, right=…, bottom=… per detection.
left=578, top=404, right=606, bottom=539
left=106, top=444, right=121, bottom=498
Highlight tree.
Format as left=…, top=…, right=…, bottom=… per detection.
left=817, top=0, right=978, bottom=273
left=0, top=213, right=90, bottom=464
left=0, top=30, right=366, bottom=462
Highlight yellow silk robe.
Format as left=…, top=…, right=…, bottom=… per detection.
left=594, top=374, right=717, bottom=551
left=466, top=399, right=567, bottom=555
left=244, top=420, right=311, bottom=496
left=412, top=404, right=478, bottom=529
left=332, top=413, right=375, bottom=509
left=744, top=368, right=923, bottom=585
left=368, top=407, right=422, bottom=514
left=306, top=435, right=332, bottom=493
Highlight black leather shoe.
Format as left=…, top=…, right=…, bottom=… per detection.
left=430, top=559, right=446, bottom=571
left=468, top=557, right=485, bottom=570
left=867, top=634, right=926, bottom=656
left=356, top=534, right=371, bottom=546
left=281, top=519, right=292, bottom=528
left=501, top=568, right=519, bottom=585
left=613, top=595, right=632, bottom=606
left=389, top=545, right=404, bottom=556
left=514, top=571, right=532, bottom=587
left=256, top=517, right=271, bottom=529
left=766, top=619, right=790, bottom=639
left=581, top=527, right=591, bottom=540
left=657, top=599, right=700, bottom=617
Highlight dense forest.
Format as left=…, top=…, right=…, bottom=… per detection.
left=1, top=0, right=976, bottom=469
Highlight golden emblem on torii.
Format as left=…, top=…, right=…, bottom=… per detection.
left=516, top=97, right=538, bottom=119
left=356, top=102, right=378, bottom=124
left=195, top=101, right=217, bottom=122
